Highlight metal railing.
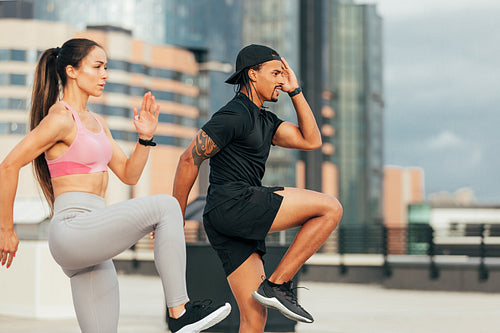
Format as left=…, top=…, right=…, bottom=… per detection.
left=130, top=222, right=498, bottom=281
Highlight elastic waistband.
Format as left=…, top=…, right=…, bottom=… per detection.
left=53, top=192, right=105, bottom=216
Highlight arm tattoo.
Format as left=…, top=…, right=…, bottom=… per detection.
left=191, top=131, right=220, bottom=168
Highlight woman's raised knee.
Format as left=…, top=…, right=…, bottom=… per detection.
left=155, top=194, right=181, bottom=213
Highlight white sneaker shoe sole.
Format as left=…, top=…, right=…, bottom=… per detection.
left=175, top=302, right=232, bottom=333
left=252, top=291, right=313, bottom=323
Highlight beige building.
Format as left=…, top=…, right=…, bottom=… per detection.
left=383, top=166, right=424, bottom=227
left=0, top=19, right=201, bottom=207
left=383, top=166, right=424, bottom=254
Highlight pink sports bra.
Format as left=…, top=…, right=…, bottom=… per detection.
left=45, top=101, right=113, bottom=178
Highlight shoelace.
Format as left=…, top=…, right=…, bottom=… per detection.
left=189, top=299, right=214, bottom=312
left=279, top=281, right=309, bottom=307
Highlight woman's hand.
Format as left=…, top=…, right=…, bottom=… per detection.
left=133, top=92, right=160, bottom=140
left=0, top=227, right=18, bottom=269
left=280, top=57, right=300, bottom=93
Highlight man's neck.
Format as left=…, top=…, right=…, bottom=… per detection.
left=240, top=87, right=263, bottom=109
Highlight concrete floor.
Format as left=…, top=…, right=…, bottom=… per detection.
left=1, top=274, right=499, bottom=333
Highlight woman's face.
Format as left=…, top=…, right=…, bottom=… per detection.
left=71, top=46, right=108, bottom=97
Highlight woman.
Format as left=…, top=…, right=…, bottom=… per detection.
left=0, top=38, right=230, bottom=333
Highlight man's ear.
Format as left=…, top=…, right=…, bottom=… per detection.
left=66, top=65, right=77, bottom=79
left=248, top=69, right=257, bottom=82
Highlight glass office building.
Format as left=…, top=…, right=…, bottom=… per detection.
left=328, top=1, right=384, bottom=226
left=242, top=0, right=300, bottom=187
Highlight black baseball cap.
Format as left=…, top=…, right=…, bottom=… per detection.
left=225, top=44, right=281, bottom=84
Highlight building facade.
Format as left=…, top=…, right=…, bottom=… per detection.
left=0, top=19, right=201, bottom=204
left=242, top=0, right=300, bottom=187
left=298, top=0, right=384, bottom=227
left=384, top=166, right=425, bottom=227
left=327, top=1, right=384, bottom=226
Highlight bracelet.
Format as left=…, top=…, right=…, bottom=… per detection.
left=288, top=87, right=302, bottom=98
left=138, top=137, right=157, bottom=146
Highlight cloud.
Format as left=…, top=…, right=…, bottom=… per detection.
left=364, top=0, right=500, bottom=20
left=426, top=130, right=462, bottom=150
left=376, top=0, right=500, bottom=202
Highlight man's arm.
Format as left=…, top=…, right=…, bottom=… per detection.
left=272, top=92, right=322, bottom=150
left=272, top=59, right=322, bottom=150
left=173, top=130, right=220, bottom=218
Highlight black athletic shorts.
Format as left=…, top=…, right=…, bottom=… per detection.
left=203, top=185, right=284, bottom=276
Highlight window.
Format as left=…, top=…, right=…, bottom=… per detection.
left=10, top=98, right=26, bottom=110
left=11, top=49, right=26, bottom=61
left=11, top=74, right=26, bottom=86
left=0, top=49, right=9, bottom=61
left=0, top=73, right=8, bottom=85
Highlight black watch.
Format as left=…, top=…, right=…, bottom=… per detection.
left=288, top=87, right=302, bottom=97
left=138, top=137, right=157, bottom=146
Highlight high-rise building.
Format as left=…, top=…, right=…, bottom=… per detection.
left=326, top=0, right=384, bottom=226
left=242, top=0, right=300, bottom=187
left=297, top=0, right=383, bottom=252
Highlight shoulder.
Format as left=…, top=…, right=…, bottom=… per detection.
left=44, top=103, right=75, bottom=131
left=261, top=108, right=283, bottom=124
left=210, top=99, right=251, bottom=124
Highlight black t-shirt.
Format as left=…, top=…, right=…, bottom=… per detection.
left=202, top=93, right=283, bottom=212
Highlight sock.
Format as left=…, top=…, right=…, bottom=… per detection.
left=267, top=279, right=281, bottom=287
left=177, top=309, right=186, bottom=318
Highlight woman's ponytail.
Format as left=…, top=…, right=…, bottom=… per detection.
left=29, top=48, right=60, bottom=213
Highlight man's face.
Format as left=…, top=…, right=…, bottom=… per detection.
left=252, top=60, right=284, bottom=103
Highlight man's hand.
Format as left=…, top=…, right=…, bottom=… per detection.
left=280, top=57, right=300, bottom=93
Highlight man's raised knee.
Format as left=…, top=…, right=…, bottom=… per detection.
left=326, top=197, right=343, bottom=229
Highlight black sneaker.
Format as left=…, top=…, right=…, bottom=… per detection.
left=167, top=300, right=231, bottom=333
left=252, top=279, right=314, bottom=323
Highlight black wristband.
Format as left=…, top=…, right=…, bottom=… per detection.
left=138, top=137, right=157, bottom=146
left=288, top=87, right=302, bottom=98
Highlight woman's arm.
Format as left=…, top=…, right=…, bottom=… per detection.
left=106, top=92, right=159, bottom=185
left=0, top=105, right=73, bottom=268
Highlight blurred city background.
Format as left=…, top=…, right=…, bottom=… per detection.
left=1, top=0, right=499, bottom=332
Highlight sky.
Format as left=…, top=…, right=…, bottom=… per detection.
left=362, top=0, right=500, bottom=203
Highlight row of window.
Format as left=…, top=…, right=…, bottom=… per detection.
left=0, top=122, right=27, bottom=135
left=0, top=121, right=192, bottom=147
left=0, top=49, right=27, bottom=62
left=0, top=77, right=197, bottom=107
left=0, top=49, right=195, bottom=82
left=107, top=59, right=195, bottom=83
left=0, top=98, right=26, bottom=110
left=0, top=73, right=27, bottom=86
left=88, top=103, right=197, bottom=127
left=104, top=83, right=197, bottom=106
left=0, top=98, right=197, bottom=126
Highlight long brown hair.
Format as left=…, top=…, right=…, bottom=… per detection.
left=29, top=38, right=102, bottom=212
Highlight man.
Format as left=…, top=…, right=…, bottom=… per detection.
left=173, top=44, right=342, bottom=332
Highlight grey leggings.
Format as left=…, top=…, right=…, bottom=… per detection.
left=49, top=192, right=189, bottom=333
